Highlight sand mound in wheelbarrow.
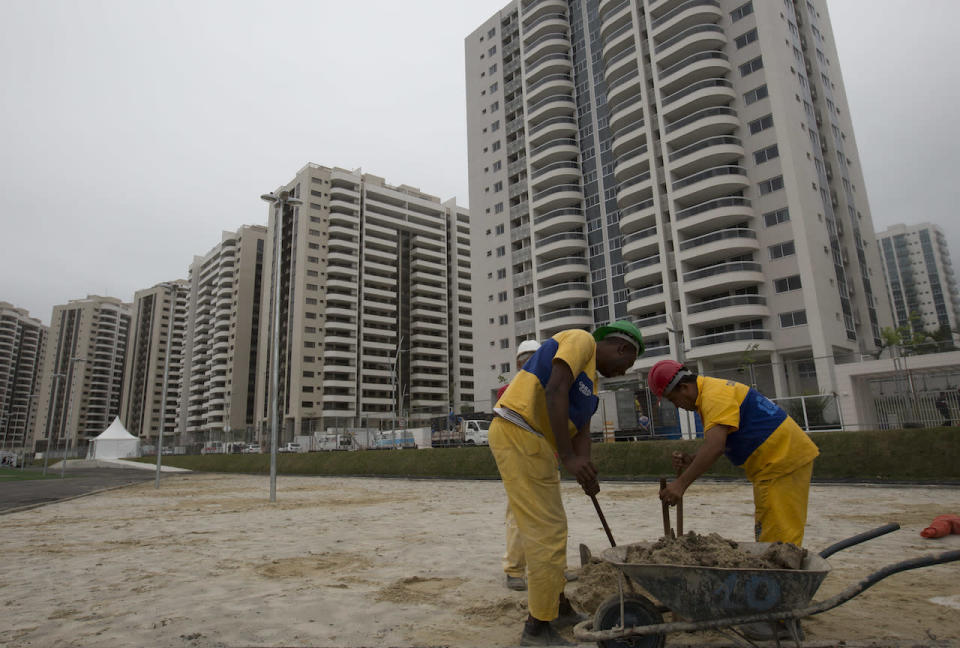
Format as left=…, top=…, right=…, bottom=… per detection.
left=567, top=533, right=806, bottom=615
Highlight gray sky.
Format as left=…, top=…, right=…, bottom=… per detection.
left=2, top=0, right=958, bottom=326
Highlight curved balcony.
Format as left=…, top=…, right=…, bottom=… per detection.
left=613, top=143, right=650, bottom=181
left=529, top=51, right=571, bottom=82
left=529, top=135, right=579, bottom=166
left=636, top=313, right=669, bottom=337
left=661, top=78, right=735, bottom=120
left=624, top=253, right=663, bottom=284
left=626, top=284, right=665, bottom=310
left=522, top=12, right=568, bottom=48
left=536, top=255, right=590, bottom=282
left=672, top=165, right=749, bottom=206
left=530, top=159, right=580, bottom=188
left=682, top=261, right=764, bottom=295
left=521, top=0, right=567, bottom=23
left=616, top=171, right=653, bottom=207
left=527, top=92, right=577, bottom=123
left=687, top=329, right=774, bottom=358
left=534, top=206, right=584, bottom=236
left=526, top=72, right=574, bottom=104
left=598, top=0, right=628, bottom=18
left=540, top=307, right=593, bottom=336
left=654, top=23, right=726, bottom=67
left=601, top=21, right=635, bottom=64
left=621, top=225, right=660, bottom=260
left=664, top=106, right=739, bottom=147
left=651, top=0, right=722, bottom=40
left=328, top=236, right=359, bottom=254
left=658, top=50, right=730, bottom=94
left=619, top=198, right=657, bottom=234
left=678, top=227, right=758, bottom=264
left=686, top=295, right=769, bottom=327
left=538, top=281, right=591, bottom=307
left=599, top=1, right=633, bottom=42
left=320, top=395, right=356, bottom=414
left=536, top=230, right=587, bottom=259
left=529, top=115, right=577, bottom=145
left=675, top=196, right=753, bottom=236
left=531, top=182, right=583, bottom=212
left=606, top=68, right=643, bottom=109
left=668, top=135, right=744, bottom=175
left=524, top=31, right=571, bottom=67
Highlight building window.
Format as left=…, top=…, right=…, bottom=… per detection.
left=774, top=275, right=803, bottom=293
left=759, top=175, right=784, bottom=194
left=488, top=28, right=496, bottom=38
left=499, top=314, right=509, bottom=325
left=734, top=28, right=758, bottom=49
left=493, top=181, right=503, bottom=192
left=496, top=246, right=506, bottom=257
left=492, top=140, right=501, bottom=151
left=744, top=84, right=768, bottom=105
left=495, top=224, right=505, bottom=235
left=494, top=202, right=504, bottom=213
left=498, top=291, right=508, bottom=302
left=763, top=207, right=790, bottom=227
left=739, top=56, right=763, bottom=77
left=488, top=45, right=497, bottom=56
left=753, top=144, right=779, bottom=165
left=779, top=310, right=808, bottom=327
left=497, top=268, right=507, bottom=279
left=489, top=63, right=497, bottom=75
left=731, top=1, right=754, bottom=23
left=491, top=120, right=500, bottom=132
left=769, top=240, right=796, bottom=259
left=748, top=114, right=774, bottom=134
left=492, top=160, right=502, bottom=171
left=500, top=362, right=511, bottom=373
left=490, top=81, right=498, bottom=93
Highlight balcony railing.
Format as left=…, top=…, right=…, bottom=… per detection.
left=540, top=281, right=589, bottom=296
left=663, top=77, right=732, bottom=106
left=530, top=115, right=577, bottom=137
left=669, top=135, right=740, bottom=162
left=530, top=137, right=578, bottom=158
left=625, top=254, right=661, bottom=272
left=620, top=198, right=656, bottom=219
left=542, top=307, right=591, bottom=322
left=672, top=165, right=746, bottom=191
left=690, top=329, right=771, bottom=348
left=680, top=227, right=756, bottom=251
left=683, top=261, right=761, bottom=282
left=538, top=255, right=588, bottom=272
left=623, top=225, right=658, bottom=244
left=676, top=196, right=750, bottom=220
left=665, top=106, right=736, bottom=134
left=688, top=294, right=766, bottom=314
left=655, top=22, right=724, bottom=53
left=527, top=72, right=573, bottom=94
left=651, top=0, right=720, bottom=29
left=532, top=160, right=579, bottom=180
left=629, top=285, right=664, bottom=300
left=611, top=117, right=645, bottom=142
left=659, top=50, right=728, bottom=80
left=532, top=183, right=581, bottom=202
left=534, top=207, right=583, bottom=225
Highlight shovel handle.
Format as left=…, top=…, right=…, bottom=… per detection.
left=590, top=494, right=616, bottom=547
left=659, top=478, right=672, bottom=538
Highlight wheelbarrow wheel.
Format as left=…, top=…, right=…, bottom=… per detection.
left=592, top=593, right=665, bottom=648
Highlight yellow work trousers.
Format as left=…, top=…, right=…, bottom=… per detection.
left=489, top=418, right=567, bottom=621
left=503, top=503, right=526, bottom=577
left=753, top=460, right=815, bottom=546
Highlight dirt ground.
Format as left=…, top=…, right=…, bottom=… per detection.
left=1, top=474, right=958, bottom=647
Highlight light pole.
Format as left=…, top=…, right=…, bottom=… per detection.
left=156, top=283, right=179, bottom=488
left=60, top=357, right=85, bottom=478
left=261, top=190, right=302, bottom=502
left=42, top=373, right=66, bottom=476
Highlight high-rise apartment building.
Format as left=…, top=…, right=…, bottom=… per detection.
left=0, top=302, right=47, bottom=450
left=33, top=296, right=130, bottom=454
left=120, top=280, right=190, bottom=446
left=254, top=164, right=473, bottom=442
left=877, top=223, right=960, bottom=336
left=180, top=226, right=267, bottom=446
left=466, top=0, right=891, bottom=405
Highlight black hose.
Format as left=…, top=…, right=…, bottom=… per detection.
left=818, top=522, right=900, bottom=559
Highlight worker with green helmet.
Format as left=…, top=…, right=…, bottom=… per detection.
left=491, top=321, right=644, bottom=646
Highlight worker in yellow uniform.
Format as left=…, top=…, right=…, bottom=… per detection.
left=650, top=360, right=819, bottom=641
left=492, top=321, right=644, bottom=646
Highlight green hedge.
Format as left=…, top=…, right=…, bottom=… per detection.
left=134, top=428, right=959, bottom=482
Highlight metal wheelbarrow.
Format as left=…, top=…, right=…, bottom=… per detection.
left=573, top=523, right=960, bottom=647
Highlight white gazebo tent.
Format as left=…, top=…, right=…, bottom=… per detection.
left=88, top=417, right=141, bottom=459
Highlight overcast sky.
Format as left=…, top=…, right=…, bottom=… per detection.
left=2, top=0, right=958, bottom=326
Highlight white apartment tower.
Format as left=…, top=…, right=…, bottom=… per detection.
left=120, top=280, right=190, bottom=446
left=0, top=302, right=47, bottom=450
left=877, top=223, right=960, bottom=336
left=254, top=164, right=474, bottom=442
left=33, top=296, right=131, bottom=453
left=181, top=226, right=267, bottom=446
left=466, top=0, right=891, bottom=405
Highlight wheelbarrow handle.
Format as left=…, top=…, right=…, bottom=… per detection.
left=818, top=522, right=900, bottom=559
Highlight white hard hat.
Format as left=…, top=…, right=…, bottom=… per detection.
left=517, top=339, right=541, bottom=358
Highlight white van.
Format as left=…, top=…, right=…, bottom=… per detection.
left=462, top=419, right=491, bottom=446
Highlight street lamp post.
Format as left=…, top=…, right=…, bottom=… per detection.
left=260, top=190, right=302, bottom=502
left=42, top=373, right=66, bottom=476
left=61, top=357, right=85, bottom=478
left=156, top=283, right=179, bottom=488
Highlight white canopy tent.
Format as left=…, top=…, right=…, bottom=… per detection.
left=88, top=417, right=141, bottom=459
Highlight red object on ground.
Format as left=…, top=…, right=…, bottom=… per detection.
left=920, top=514, right=960, bottom=538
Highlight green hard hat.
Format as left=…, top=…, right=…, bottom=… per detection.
left=593, top=320, right=645, bottom=355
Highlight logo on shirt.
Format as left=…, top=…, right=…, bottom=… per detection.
left=577, top=380, right=592, bottom=397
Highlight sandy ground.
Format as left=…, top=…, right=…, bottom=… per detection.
left=1, top=473, right=958, bottom=648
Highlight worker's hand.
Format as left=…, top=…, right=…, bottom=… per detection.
left=579, top=475, right=600, bottom=497
left=659, top=479, right=686, bottom=506
left=562, top=454, right=597, bottom=485
left=671, top=451, right=693, bottom=473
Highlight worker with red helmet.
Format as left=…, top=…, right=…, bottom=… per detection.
left=649, top=359, right=819, bottom=546
left=491, top=322, right=644, bottom=646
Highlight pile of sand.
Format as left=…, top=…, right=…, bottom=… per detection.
left=624, top=532, right=807, bottom=570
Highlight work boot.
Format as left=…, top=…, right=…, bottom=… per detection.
left=519, top=618, right=572, bottom=646
left=553, top=593, right=588, bottom=629
left=506, top=574, right=527, bottom=591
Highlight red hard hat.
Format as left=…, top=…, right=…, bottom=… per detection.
left=648, top=360, right=685, bottom=400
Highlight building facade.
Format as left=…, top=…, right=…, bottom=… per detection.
left=254, top=164, right=473, bottom=443
left=119, top=280, right=190, bottom=447
left=0, top=302, right=47, bottom=450
left=180, top=226, right=267, bottom=447
left=877, top=222, right=960, bottom=337
left=466, top=0, right=891, bottom=406
left=33, top=296, right=131, bottom=454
